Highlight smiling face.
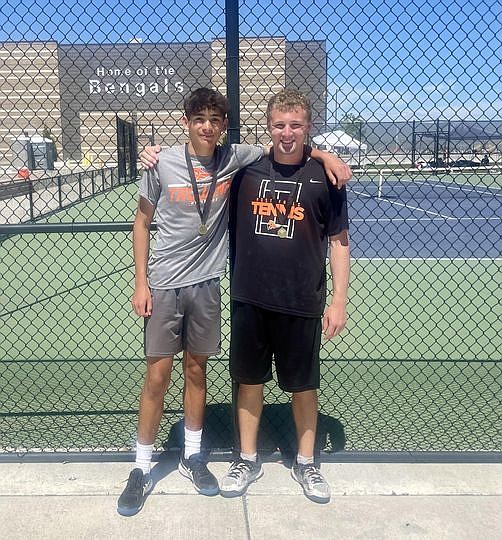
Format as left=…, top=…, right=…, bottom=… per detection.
left=183, top=108, right=228, bottom=156
left=267, top=106, right=311, bottom=164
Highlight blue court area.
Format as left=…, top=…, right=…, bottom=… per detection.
left=348, top=170, right=502, bottom=258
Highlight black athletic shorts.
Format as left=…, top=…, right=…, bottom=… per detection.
left=230, top=300, right=321, bottom=392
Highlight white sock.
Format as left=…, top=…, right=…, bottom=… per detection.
left=296, top=454, right=314, bottom=465
left=240, top=452, right=257, bottom=462
left=135, top=441, right=154, bottom=474
left=184, top=427, right=202, bottom=459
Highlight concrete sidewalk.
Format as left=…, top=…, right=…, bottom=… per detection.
left=1, top=460, right=501, bottom=539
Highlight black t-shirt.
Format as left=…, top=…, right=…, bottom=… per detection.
left=229, top=154, right=349, bottom=318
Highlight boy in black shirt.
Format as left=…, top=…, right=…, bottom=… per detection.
left=221, top=89, right=350, bottom=504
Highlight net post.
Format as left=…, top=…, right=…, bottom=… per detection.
left=378, top=170, right=383, bottom=198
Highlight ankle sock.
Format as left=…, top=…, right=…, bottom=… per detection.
left=240, top=451, right=257, bottom=462
left=135, top=441, right=154, bottom=474
left=296, top=454, right=314, bottom=465
left=184, top=427, right=203, bottom=459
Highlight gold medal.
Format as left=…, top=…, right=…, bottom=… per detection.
left=198, top=223, right=208, bottom=236
left=277, top=227, right=287, bottom=239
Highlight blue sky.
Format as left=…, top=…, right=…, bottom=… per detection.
left=1, top=0, right=500, bottom=122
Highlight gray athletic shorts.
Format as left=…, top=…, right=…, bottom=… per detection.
left=144, top=278, right=221, bottom=357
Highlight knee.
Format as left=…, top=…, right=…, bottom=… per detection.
left=184, top=354, right=207, bottom=383
left=143, top=367, right=171, bottom=399
left=239, top=383, right=264, bottom=400
left=292, top=389, right=318, bottom=406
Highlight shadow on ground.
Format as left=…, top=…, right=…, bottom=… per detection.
left=160, top=402, right=346, bottom=463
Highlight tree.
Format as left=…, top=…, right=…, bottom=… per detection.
left=340, top=113, right=365, bottom=139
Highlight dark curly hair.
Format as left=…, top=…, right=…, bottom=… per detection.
left=184, top=88, right=229, bottom=119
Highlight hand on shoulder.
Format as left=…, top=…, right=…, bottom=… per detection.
left=140, top=145, right=162, bottom=169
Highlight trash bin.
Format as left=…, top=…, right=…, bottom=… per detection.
left=10, top=134, right=55, bottom=171
left=10, top=133, right=31, bottom=169
left=28, top=135, right=55, bottom=171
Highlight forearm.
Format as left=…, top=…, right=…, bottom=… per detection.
left=329, top=230, right=350, bottom=304
left=322, top=230, right=350, bottom=339
left=133, top=218, right=150, bottom=288
left=310, top=146, right=333, bottom=161
left=307, top=146, right=352, bottom=187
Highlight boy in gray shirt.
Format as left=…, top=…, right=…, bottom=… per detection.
left=118, top=88, right=351, bottom=516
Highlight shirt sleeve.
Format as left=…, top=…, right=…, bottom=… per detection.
left=231, top=143, right=265, bottom=169
left=138, top=167, right=161, bottom=207
left=326, top=184, right=349, bottom=236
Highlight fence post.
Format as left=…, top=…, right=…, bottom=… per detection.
left=434, top=118, right=440, bottom=169
left=225, top=0, right=240, bottom=144
left=447, top=120, right=451, bottom=167
left=28, top=180, right=34, bottom=221
left=57, top=175, right=62, bottom=209
left=358, top=121, right=363, bottom=168
left=378, top=170, right=384, bottom=198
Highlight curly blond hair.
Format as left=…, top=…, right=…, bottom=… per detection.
left=266, top=89, right=312, bottom=123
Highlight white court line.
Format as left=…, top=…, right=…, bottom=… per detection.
left=350, top=216, right=502, bottom=222
left=400, top=177, right=502, bottom=198
left=353, top=169, right=502, bottom=198
left=351, top=189, right=455, bottom=219
left=353, top=257, right=502, bottom=262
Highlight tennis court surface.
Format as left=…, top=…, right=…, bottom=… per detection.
left=0, top=169, right=500, bottom=454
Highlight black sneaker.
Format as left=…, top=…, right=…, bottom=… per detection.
left=219, top=457, right=263, bottom=497
left=178, top=453, right=219, bottom=496
left=117, top=468, right=153, bottom=516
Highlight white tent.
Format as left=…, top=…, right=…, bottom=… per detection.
left=312, top=130, right=367, bottom=155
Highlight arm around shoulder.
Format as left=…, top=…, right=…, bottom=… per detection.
left=139, top=144, right=162, bottom=169
left=309, top=146, right=352, bottom=188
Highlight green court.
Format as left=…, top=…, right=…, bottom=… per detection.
left=0, top=181, right=501, bottom=453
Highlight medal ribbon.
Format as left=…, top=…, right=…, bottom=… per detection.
left=185, top=144, right=221, bottom=232
left=268, top=148, right=307, bottom=226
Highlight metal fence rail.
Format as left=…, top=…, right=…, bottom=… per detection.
left=0, top=167, right=121, bottom=224
left=0, top=0, right=500, bottom=458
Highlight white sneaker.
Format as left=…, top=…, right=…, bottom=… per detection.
left=291, top=461, right=330, bottom=503
left=220, top=458, right=263, bottom=497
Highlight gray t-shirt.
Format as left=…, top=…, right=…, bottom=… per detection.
left=139, top=143, right=264, bottom=289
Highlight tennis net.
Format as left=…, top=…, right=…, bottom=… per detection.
left=349, top=166, right=502, bottom=201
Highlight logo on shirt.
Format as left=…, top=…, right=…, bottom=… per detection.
left=167, top=169, right=231, bottom=203
left=251, top=179, right=304, bottom=239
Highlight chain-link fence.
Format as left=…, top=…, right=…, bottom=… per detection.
left=0, top=0, right=500, bottom=458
